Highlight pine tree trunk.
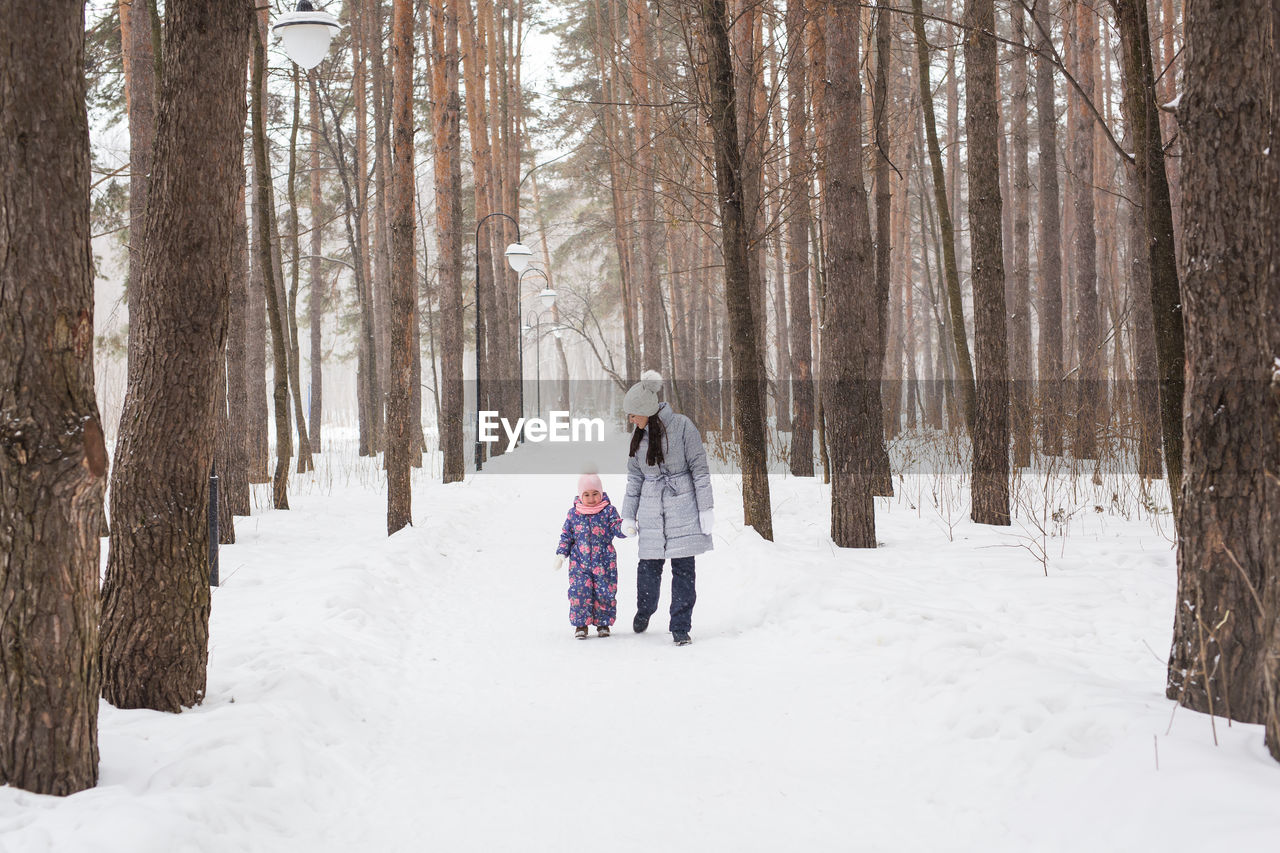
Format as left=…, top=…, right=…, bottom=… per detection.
left=627, top=0, right=661, bottom=372
left=965, top=0, right=1010, bottom=525
left=1113, top=0, right=1185, bottom=510
left=430, top=0, right=466, bottom=483
left=101, top=0, right=250, bottom=713
left=821, top=0, right=877, bottom=548
left=0, top=0, right=107, bottom=795
left=870, top=4, right=894, bottom=497
left=1008, top=1, right=1033, bottom=469
left=1033, top=0, right=1064, bottom=456
left=1166, top=0, right=1276, bottom=727
left=785, top=0, right=814, bottom=477
left=250, top=20, right=292, bottom=509
left=121, top=0, right=156, bottom=382
left=386, top=0, right=416, bottom=534
left=226, top=180, right=252, bottom=515
left=1071, top=1, right=1100, bottom=461
left=694, top=0, right=773, bottom=541
left=911, top=0, right=976, bottom=433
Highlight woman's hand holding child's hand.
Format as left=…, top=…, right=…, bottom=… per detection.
left=621, top=518, right=638, bottom=537
left=552, top=554, right=564, bottom=571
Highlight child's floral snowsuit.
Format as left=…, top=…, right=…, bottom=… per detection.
left=556, top=491, right=626, bottom=627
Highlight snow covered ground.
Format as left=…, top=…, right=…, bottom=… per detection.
left=2, top=434, right=1279, bottom=852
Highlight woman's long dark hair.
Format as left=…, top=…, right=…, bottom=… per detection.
left=629, top=413, right=665, bottom=467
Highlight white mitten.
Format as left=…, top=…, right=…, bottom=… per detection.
left=699, top=509, right=714, bottom=535
left=552, top=554, right=565, bottom=571
left=621, top=518, right=638, bottom=538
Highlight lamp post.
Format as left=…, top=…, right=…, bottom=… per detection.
left=272, top=2, right=342, bottom=70
left=474, top=212, right=531, bottom=470
left=517, top=267, right=554, bottom=427
left=522, top=303, right=557, bottom=423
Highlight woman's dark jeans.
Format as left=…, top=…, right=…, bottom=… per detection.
left=636, top=556, right=696, bottom=633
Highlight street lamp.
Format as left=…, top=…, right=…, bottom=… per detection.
left=523, top=307, right=558, bottom=424
left=475, top=215, right=529, bottom=471
left=273, top=2, right=342, bottom=70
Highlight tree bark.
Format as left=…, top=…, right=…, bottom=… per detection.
left=0, top=0, right=106, bottom=795
left=785, top=0, right=814, bottom=477
left=911, top=0, right=976, bottom=434
left=1071, top=0, right=1100, bottom=461
left=250, top=20, right=292, bottom=509
left=226, top=178, right=252, bottom=516
left=964, top=0, right=1010, bottom=525
left=100, top=0, right=251, bottom=713
left=429, top=0, right=465, bottom=483
left=820, top=0, right=878, bottom=548
left=1008, top=1, right=1033, bottom=469
left=1112, top=0, right=1185, bottom=511
left=870, top=3, right=894, bottom=496
left=627, top=0, right=662, bottom=372
left=285, top=68, right=314, bottom=474
left=1033, top=0, right=1064, bottom=456
left=693, top=0, right=773, bottom=541
left=386, top=0, right=416, bottom=534
left=1166, top=0, right=1276, bottom=727
left=121, top=0, right=157, bottom=382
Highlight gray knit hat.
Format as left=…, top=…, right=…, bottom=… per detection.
left=622, top=370, right=664, bottom=417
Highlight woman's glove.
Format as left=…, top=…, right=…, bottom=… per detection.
left=551, top=554, right=564, bottom=571
left=699, top=509, right=714, bottom=535
left=621, top=518, right=638, bottom=538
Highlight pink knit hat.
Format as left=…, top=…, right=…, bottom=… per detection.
left=577, top=471, right=603, bottom=495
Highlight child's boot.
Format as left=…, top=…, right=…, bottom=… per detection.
left=597, top=625, right=611, bottom=638
left=574, top=625, right=588, bottom=640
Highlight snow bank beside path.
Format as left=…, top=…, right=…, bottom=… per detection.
left=2, top=449, right=1279, bottom=852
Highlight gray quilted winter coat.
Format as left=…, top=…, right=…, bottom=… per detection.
left=621, top=402, right=715, bottom=559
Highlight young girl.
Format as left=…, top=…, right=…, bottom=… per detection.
left=552, top=472, right=626, bottom=639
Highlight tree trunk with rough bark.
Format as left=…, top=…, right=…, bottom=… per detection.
left=121, top=0, right=156, bottom=382
left=1008, top=1, right=1033, bottom=469
left=693, top=0, right=773, bottom=541
left=786, top=0, right=814, bottom=478
left=0, top=0, right=107, bottom=795
left=100, top=0, right=250, bottom=713
left=1034, top=0, right=1064, bottom=456
left=1166, top=0, right=1277, bottom=728
left=386, top=0, right=416, bottom=534
left=911, top=0, right=976, bottom=433
left=965, top=0, right=1010, bottom=525
left=1071, top=1, right=1100, bottom=461
left=820, top=0, right=878, bottom=548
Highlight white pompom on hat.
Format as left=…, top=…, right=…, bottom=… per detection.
left=623, top=370, right=664, bottom=417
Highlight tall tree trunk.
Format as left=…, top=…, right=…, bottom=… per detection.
left=0, top=0, right=107, bottom=795
left=628, top=0, right=662, bottom=371
left=100, top=0, right=251, bottom=713
left=226, top=180, right=252, bottom=515
left=693, top=0, right=773, bottom=541
left=965, top=0, right=1010, bottom=525
left=1166, top=0, right=1276, bottom=727
left=820, top=0, right=877, bottom=548
left=1034, top=0, right=1064, bottom=456
left=251, top=18, right=292, bottom=509
left=785, top=0, right=814, bottom=477
left=1262, top=0, right=1280, bottom=762
left=870, top=4, right=894, bottom=496
left=1071, top=0, right=1100, bottom=461
left=911, top=0, right=976, bottom=433
left=429, top=0, right=465, bottom=483
left=246, top=118, right=270, bottom=480
left=1008, top=1, right=1033, bottom=469
left=386, top=0, right=416, bottom=534
left=1113, top=0, right=1185, bottom=512
left=121, top=0, right=157, bottom=381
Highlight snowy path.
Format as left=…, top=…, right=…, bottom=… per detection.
left=4, top=441, right=1280, bottom=851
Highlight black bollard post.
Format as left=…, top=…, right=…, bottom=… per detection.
left=209, top=462, right=220, bottom=587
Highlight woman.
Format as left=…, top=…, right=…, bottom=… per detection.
left=620, top=371, right=714, bottom=646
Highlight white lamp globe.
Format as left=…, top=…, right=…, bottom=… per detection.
left=273, top=2, right=342, bottom=70
left=504, top=242, right=533, bottom=273
left=538, top=287, right=557, bottom=309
